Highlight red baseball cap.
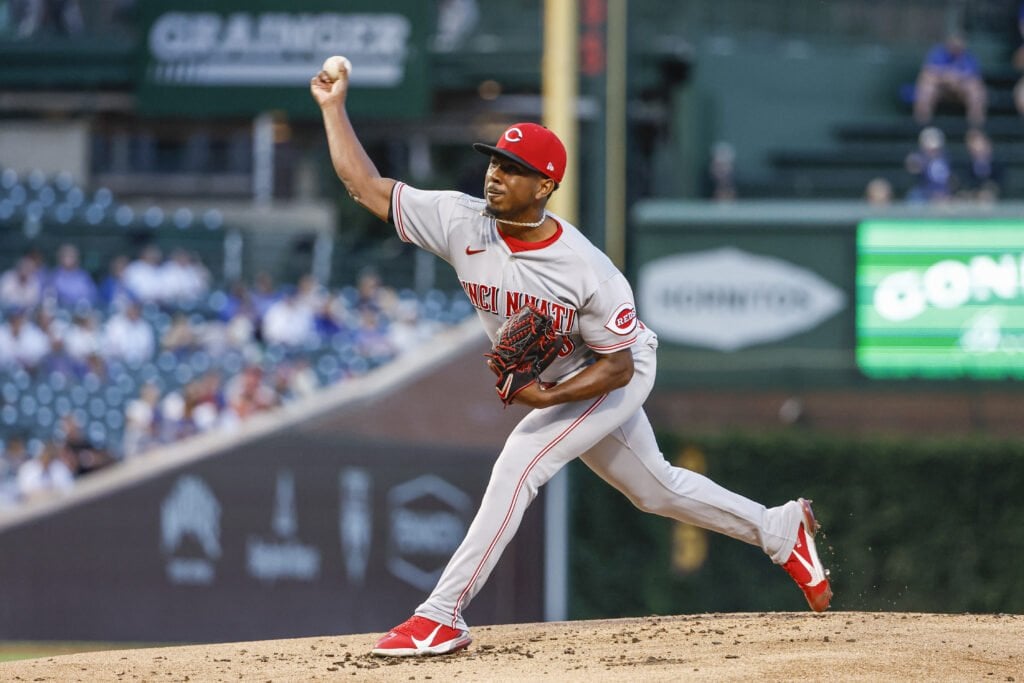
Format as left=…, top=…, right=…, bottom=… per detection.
left=473, top=123, right=567, bottom=184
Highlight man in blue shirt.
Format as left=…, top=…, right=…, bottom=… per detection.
left=913, top=33, right=987, bottom=128
left=905, top=126, right=952, bottom=203
left=47, top=243, right=97, bottom=310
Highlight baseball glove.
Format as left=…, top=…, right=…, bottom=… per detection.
left=485, top=304, right=563, bottom=406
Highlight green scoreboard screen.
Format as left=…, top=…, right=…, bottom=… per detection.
left=857, top=219, right=1024, bottom=379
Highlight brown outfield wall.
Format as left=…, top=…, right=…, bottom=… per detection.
left=309, top=336, right=1024, bottom=444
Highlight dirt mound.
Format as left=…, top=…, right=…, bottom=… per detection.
left=3, top=612, right=1021, bottom=682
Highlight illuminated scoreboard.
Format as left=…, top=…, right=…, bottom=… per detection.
left=857, top=219, right=1024, bottom=379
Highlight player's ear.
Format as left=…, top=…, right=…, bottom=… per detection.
left=536, top=177, right=556, bottom=201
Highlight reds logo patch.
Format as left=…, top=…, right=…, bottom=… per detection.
left=605, top=304, right=637, bottom=335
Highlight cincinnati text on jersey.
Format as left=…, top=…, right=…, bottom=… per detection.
left=460, top=280, right=577, bottom=334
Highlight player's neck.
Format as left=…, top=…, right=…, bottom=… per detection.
left=496, top=216, right=555, bottom=242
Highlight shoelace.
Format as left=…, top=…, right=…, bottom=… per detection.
left=393, top=616, right=432, bottom=635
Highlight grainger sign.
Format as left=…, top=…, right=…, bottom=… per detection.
left=137, top=1, right=431, bottom=118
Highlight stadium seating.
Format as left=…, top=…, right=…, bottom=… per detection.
left=0, top=166, right=225, bottom=278
left=0, top=166, right=475, bottom=502
left=761, top=65, right=1024, bottom=200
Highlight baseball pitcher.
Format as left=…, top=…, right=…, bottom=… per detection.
left=311, top=59, right=832, bottom=658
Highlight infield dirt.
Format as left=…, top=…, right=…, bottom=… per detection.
left=2, top=612, right=1021, bottom=682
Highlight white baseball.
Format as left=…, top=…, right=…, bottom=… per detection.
left=322, top=55, right=352, bottom=81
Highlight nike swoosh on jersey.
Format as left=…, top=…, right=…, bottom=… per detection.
left=410, top=624, right=443, bottom=651
left=465, top=246, right=486, bottom=255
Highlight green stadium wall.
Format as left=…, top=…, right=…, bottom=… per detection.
left=569, top=429, right=1024, bottom=618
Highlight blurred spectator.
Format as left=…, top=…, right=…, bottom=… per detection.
left=262, top=288, right=315, bottom=347
left=353, top=308, right=397, bottom=363
left=123, top=245, right=164, bottom=304
left=199, top=283, right=257, bottom=355
left=11, top=0, right=84, bottom=38
left=905, top=127, right=952, bottom=203
left=707, top=141, right=737, bottom=201
left=41, top=308, right=77, bottom=377
left=0, top=256, right=44, bottom=310
left=166, top=380, right=209, bottom=438
left=46, top=243, right=97, bottom=309
left=17, top=443, right=74, bottom=502
left=913, top=33, right=987, bottom=129
left=272, top=359, right=320, bottom=402
left=0, top=307, right=51, bottom=369
left=99, top=254, right=132, bottom=309
left=162, top=312, right=200, bottom=354
left=34, top=305, right=60, bottom=350
left=224, top=365, right=278, bottom=422
left=864, top=177, right=894, bottom=206
left=156, top=389, right=190, bottom=442
left=249, top=272, right=279, bottom=324
left=123, top=381, right=161, bottom=458
left=957, top=129, right=1003, bottom=202
left=0, top=435, right=29, bottom=507
left=187, top=371, right=224, bottom=433
left=57, top=415, right=113, bottom=476
left=314, top=296, right=345, bottom=338
left=389, top=299, right=434, bottom=353
left=160, top=249, right=210, bottom=305
left=103, top=300, right=155, bottom=364
left=355, top=267, right=397, bottom=315
left=1014, top=3, right=1024, bottom=118
left=225, top=306, right=257, bottom=350
left=296, top=273, right=328, bottom=312
left=289, top=359, right=319, bottom=399
left=62, top=310, right=101, bottom=363
left=215, top=281, right=250, bottom=322
left=0, top=436, right=29, bottom=480
left=0, top=265, right=475, bottom=506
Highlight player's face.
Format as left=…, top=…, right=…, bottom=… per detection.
left=484, top=156, right=549, bottom=217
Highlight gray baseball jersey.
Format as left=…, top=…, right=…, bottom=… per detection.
left=392, top=182, right=655, bottom=382
left=390, top=182, right=804, bottom=632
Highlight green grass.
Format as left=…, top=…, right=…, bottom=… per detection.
left=0, top=642, right=155, bottom=663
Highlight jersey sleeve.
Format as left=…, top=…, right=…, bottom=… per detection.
left=390, top=182, right=457, bottom=261
left=578, top=272, right=639, bottom=354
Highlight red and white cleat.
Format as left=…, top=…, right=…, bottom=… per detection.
left=781, top=498, right=833, bottom=612
left=372, top=615, right=472, bottom=657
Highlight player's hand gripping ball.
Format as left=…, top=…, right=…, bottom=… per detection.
left=322, top=55, right=352, bottom=81
left=485, top=304, right=564, bottom=406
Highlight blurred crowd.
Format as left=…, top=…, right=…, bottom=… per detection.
left=894, top=30, right=1003, bottom=205
left=864, top=27, right=1011, bottom=207
left=0, top=243, right=471, bottom=507
left=704, top=10, right=1024, bottom=206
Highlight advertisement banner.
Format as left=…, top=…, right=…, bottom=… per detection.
left=136, top=0, right=431, bottom=118
left=0, top=431, right=544, bottom=642
left=857, top=219, right=1024, bottom=379
left=630, top=218, right=855, bottom=388
left=640, top=247, right=846, bottom=352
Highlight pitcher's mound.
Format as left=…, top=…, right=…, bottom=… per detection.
left=2, top=612, right=1021, bottom=682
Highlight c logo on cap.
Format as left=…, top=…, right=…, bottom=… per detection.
left=503, top=127, right=524, bottom=143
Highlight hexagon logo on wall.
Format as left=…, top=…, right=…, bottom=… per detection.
left=386, top=475, right=473, bottom=591
left=639, top=247, right=846, bottom=351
